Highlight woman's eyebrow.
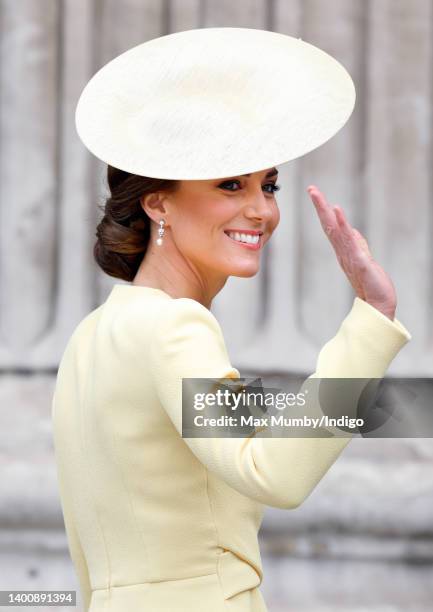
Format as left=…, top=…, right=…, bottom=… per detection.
left=241, top=168, right=279, bottom=178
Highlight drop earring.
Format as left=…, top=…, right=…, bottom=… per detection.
left=156, top=219, right=165, bottom=246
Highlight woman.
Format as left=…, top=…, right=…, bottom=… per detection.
left=52, top=28, right=412, bottom=612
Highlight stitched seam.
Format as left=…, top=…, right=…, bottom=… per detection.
left=205, top=467, right=229, bottom=610
left=110, top=424, right=151, bottom=580
left=91, top=570, right=220, bottom=590
left=146, top=300, right=229, bottom=609
left=147, top=300, right=171, bottom=406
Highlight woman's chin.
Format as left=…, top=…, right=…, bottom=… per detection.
left=227, top=262, right=260, bottom=278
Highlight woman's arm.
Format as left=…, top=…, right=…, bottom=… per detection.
left=147, top=295, right=410, bottom=510
left=143, top=185, right=410, bottom=510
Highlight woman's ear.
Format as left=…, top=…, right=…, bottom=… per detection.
left=140, top=192, right=167, bottom=223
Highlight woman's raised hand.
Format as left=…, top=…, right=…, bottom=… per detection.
left=307, top=185, right=397, bottom=321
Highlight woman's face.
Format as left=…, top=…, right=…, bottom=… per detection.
left=165, top=167, right=280, bottom=280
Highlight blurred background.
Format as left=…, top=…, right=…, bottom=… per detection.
left=0, top=1, right=432, bottom=611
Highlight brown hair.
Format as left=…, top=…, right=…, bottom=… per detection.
left=94, top=165, right=179, bottom=281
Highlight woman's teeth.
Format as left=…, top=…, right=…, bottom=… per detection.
left=226, top=231, right=260, bottom=245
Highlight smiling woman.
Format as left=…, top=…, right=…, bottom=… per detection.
left=52, top=26, right=412, bottom=612
left=127, top=165, right=282, bottom=306
left=93, top=164, right=281, bottom=303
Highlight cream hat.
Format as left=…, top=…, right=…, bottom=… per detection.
left=75, top=27, right=355, bottom=180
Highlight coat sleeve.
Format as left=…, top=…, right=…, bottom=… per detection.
left=148, top=296, right=412, bottom=509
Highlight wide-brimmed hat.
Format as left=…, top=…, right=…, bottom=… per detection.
left=75, top=27, right=355, bottom=180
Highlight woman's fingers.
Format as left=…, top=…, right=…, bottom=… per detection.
left=307, top=187, right=355, bottom=255
left=308, top=187, right=365, bottom=252
left=307, top=185, right=338, bottom=240
left=333, top=206, right=358, bottom=248
left=307, top=186, right=371, bottom=278
left=336, top=211, right=373, bottom=265
left=352, top=228, right=373, bottom=258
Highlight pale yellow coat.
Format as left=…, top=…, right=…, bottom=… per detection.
left=52, top=284, right=411, bottom=611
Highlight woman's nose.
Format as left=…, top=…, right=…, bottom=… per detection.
left=244, top=193, right=275, bottom=221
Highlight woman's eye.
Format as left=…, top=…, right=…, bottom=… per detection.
left=218, top=180, right=242, bottom=191
left=264, top=183, right=281, bottom=194
left=218, top=180, right=281, bottom=194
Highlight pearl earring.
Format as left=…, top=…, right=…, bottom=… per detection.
left=156, top=219, right=165, bottom=246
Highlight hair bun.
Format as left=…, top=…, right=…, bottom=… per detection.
left=93, top=165, right=178, bottom=281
